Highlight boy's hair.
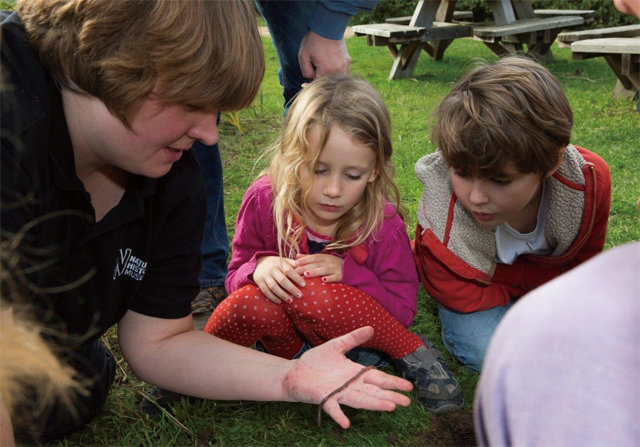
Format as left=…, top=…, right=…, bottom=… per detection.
left=17, top=0, right=264, bottom=125
left=266, top=73, right=402, bottom=257
left=433, top=57, right=572, bottom=177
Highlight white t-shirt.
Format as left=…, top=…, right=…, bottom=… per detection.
left=494, top=183, right=551, bottom=265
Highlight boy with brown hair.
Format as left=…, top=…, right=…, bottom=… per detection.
left=1, top=0, right=412, bottom=442
left=413, top=57, right=611, bottom=372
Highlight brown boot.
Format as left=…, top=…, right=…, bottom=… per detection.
left=191, top=285, right=227, bottom=331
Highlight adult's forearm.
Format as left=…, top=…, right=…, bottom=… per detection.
left=309, top=1, right=379, bottom=39
left=119, top=311, right=413, bottom=429
left=118, top=314, right=293, bottom=402
left=140, top=331, right=294, bottom=401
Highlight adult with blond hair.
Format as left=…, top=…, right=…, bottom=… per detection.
left=0, top=0, right=412, bottom=442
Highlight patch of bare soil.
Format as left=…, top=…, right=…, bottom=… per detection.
left=407, top=412, right=476, bottom=447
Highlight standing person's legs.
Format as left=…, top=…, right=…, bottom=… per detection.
left=438, top=300, right=515, bottom=372
left=256, top=0, right=314, bottom=110
left=192, top=138, right=229, bottom=331
left=140, top=125, right=230, bottom=415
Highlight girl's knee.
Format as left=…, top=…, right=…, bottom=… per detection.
left=289, top=278, right=370, bottom=316
left=214, top=284, right=285, bottom=321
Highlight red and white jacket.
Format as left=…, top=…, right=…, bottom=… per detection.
left=413, top=145, right=611, bottom=313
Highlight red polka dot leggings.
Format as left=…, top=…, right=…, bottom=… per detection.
left=204, top=277, right=424, bottom=359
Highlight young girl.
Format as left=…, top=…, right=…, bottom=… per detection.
left=205, top=74, right=462, bottom=413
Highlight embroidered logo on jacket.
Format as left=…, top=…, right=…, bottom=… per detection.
left=113, top=248, right=147, bottom=281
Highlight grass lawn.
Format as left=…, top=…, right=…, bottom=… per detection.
left=47, top=35, right=639, bottom=447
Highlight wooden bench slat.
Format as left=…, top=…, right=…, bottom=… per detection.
left=425, top=22, right=473, bottom=40
left=386, top=11, right=473, bottom=25
left=558, top=24, right=640, bottom=44
left=473, top=16, right=583, bottom=39
left=353, top=22, right=472, bottom=42
left=384, top=16, right=412, bottom=25
left=571, top=37, right=640, bottom=55
left=352, top=23, right=425, bottom=39
left=534, top=9, right=594, bottom=23
left=534, top=9, right=594, bottom=15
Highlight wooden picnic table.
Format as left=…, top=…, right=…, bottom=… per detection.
left=471, top=1, right=584, bottom=58
left=571, top=37, right=640, bottom=99
left=352, top=0, right=473, bottom=79
left=557, top=25, right=640, bottom=99
left=387, top=8, right=594, bottom=26
left=352, top=1, right=586, bottom=79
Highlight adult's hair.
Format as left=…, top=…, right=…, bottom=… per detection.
left=17, top=0, right=264, bottom=124
left=432, top=57, right=573, bottom=177
left=266, top=73, right=403, bottom=257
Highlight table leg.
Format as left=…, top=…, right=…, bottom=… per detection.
left=603, top=54, right=639, bottom=99
left=388, top=41, right=422, bottom=79
left=482, top=40, right=511, bottom=57
left=433, top=39, right=454, bottom=59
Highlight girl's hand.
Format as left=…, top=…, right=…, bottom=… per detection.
left=253, top=256, right=306, bottom=304
left=295, top=254, right=344, bottom=283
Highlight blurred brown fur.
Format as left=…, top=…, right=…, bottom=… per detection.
left=0, top=246, right=84, bottom=445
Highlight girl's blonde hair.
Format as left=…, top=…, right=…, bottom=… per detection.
left=266, top=74, right=403, bottom=258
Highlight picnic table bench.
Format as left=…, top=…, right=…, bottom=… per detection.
left=352, top=0, right=473, bottom=79
left=385, top=10, right=473, bottom=25
left=571, top=37, right=640, bottom=99
left=558, top=24, right=640, bottom=45
left=557, top=25, right=640, bottom=99
left=353, top=1, right=590, bottom=79
left=388, top=8, right=594, bottom=27
left=472, top=16, right=583, bottom=57
left=534, top=9, right=595, bottom=25
left=470, top=1, right=584, bottom=58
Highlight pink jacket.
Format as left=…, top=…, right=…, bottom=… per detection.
left=226, top=176, right=419, bottom=327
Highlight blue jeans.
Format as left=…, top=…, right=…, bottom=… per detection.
left=192, top=140, right=228, bottom=288
left=438, top=300, right=515, bottom=372
left=196, top=1, right=314, bottom=288
left=256, top=0, right=316, bottom=111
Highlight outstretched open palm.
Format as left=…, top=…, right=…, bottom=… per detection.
left=281, top=326, right=413, bottom=428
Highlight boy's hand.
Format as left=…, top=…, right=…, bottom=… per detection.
left=253, top=256, right=306, bottom=304
left=295, top=254, right=344, bottom=283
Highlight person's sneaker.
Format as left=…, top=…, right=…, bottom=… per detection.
left=392, top=341, right=464, bottom=414
left=191, top=285, right=227, bottom=331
